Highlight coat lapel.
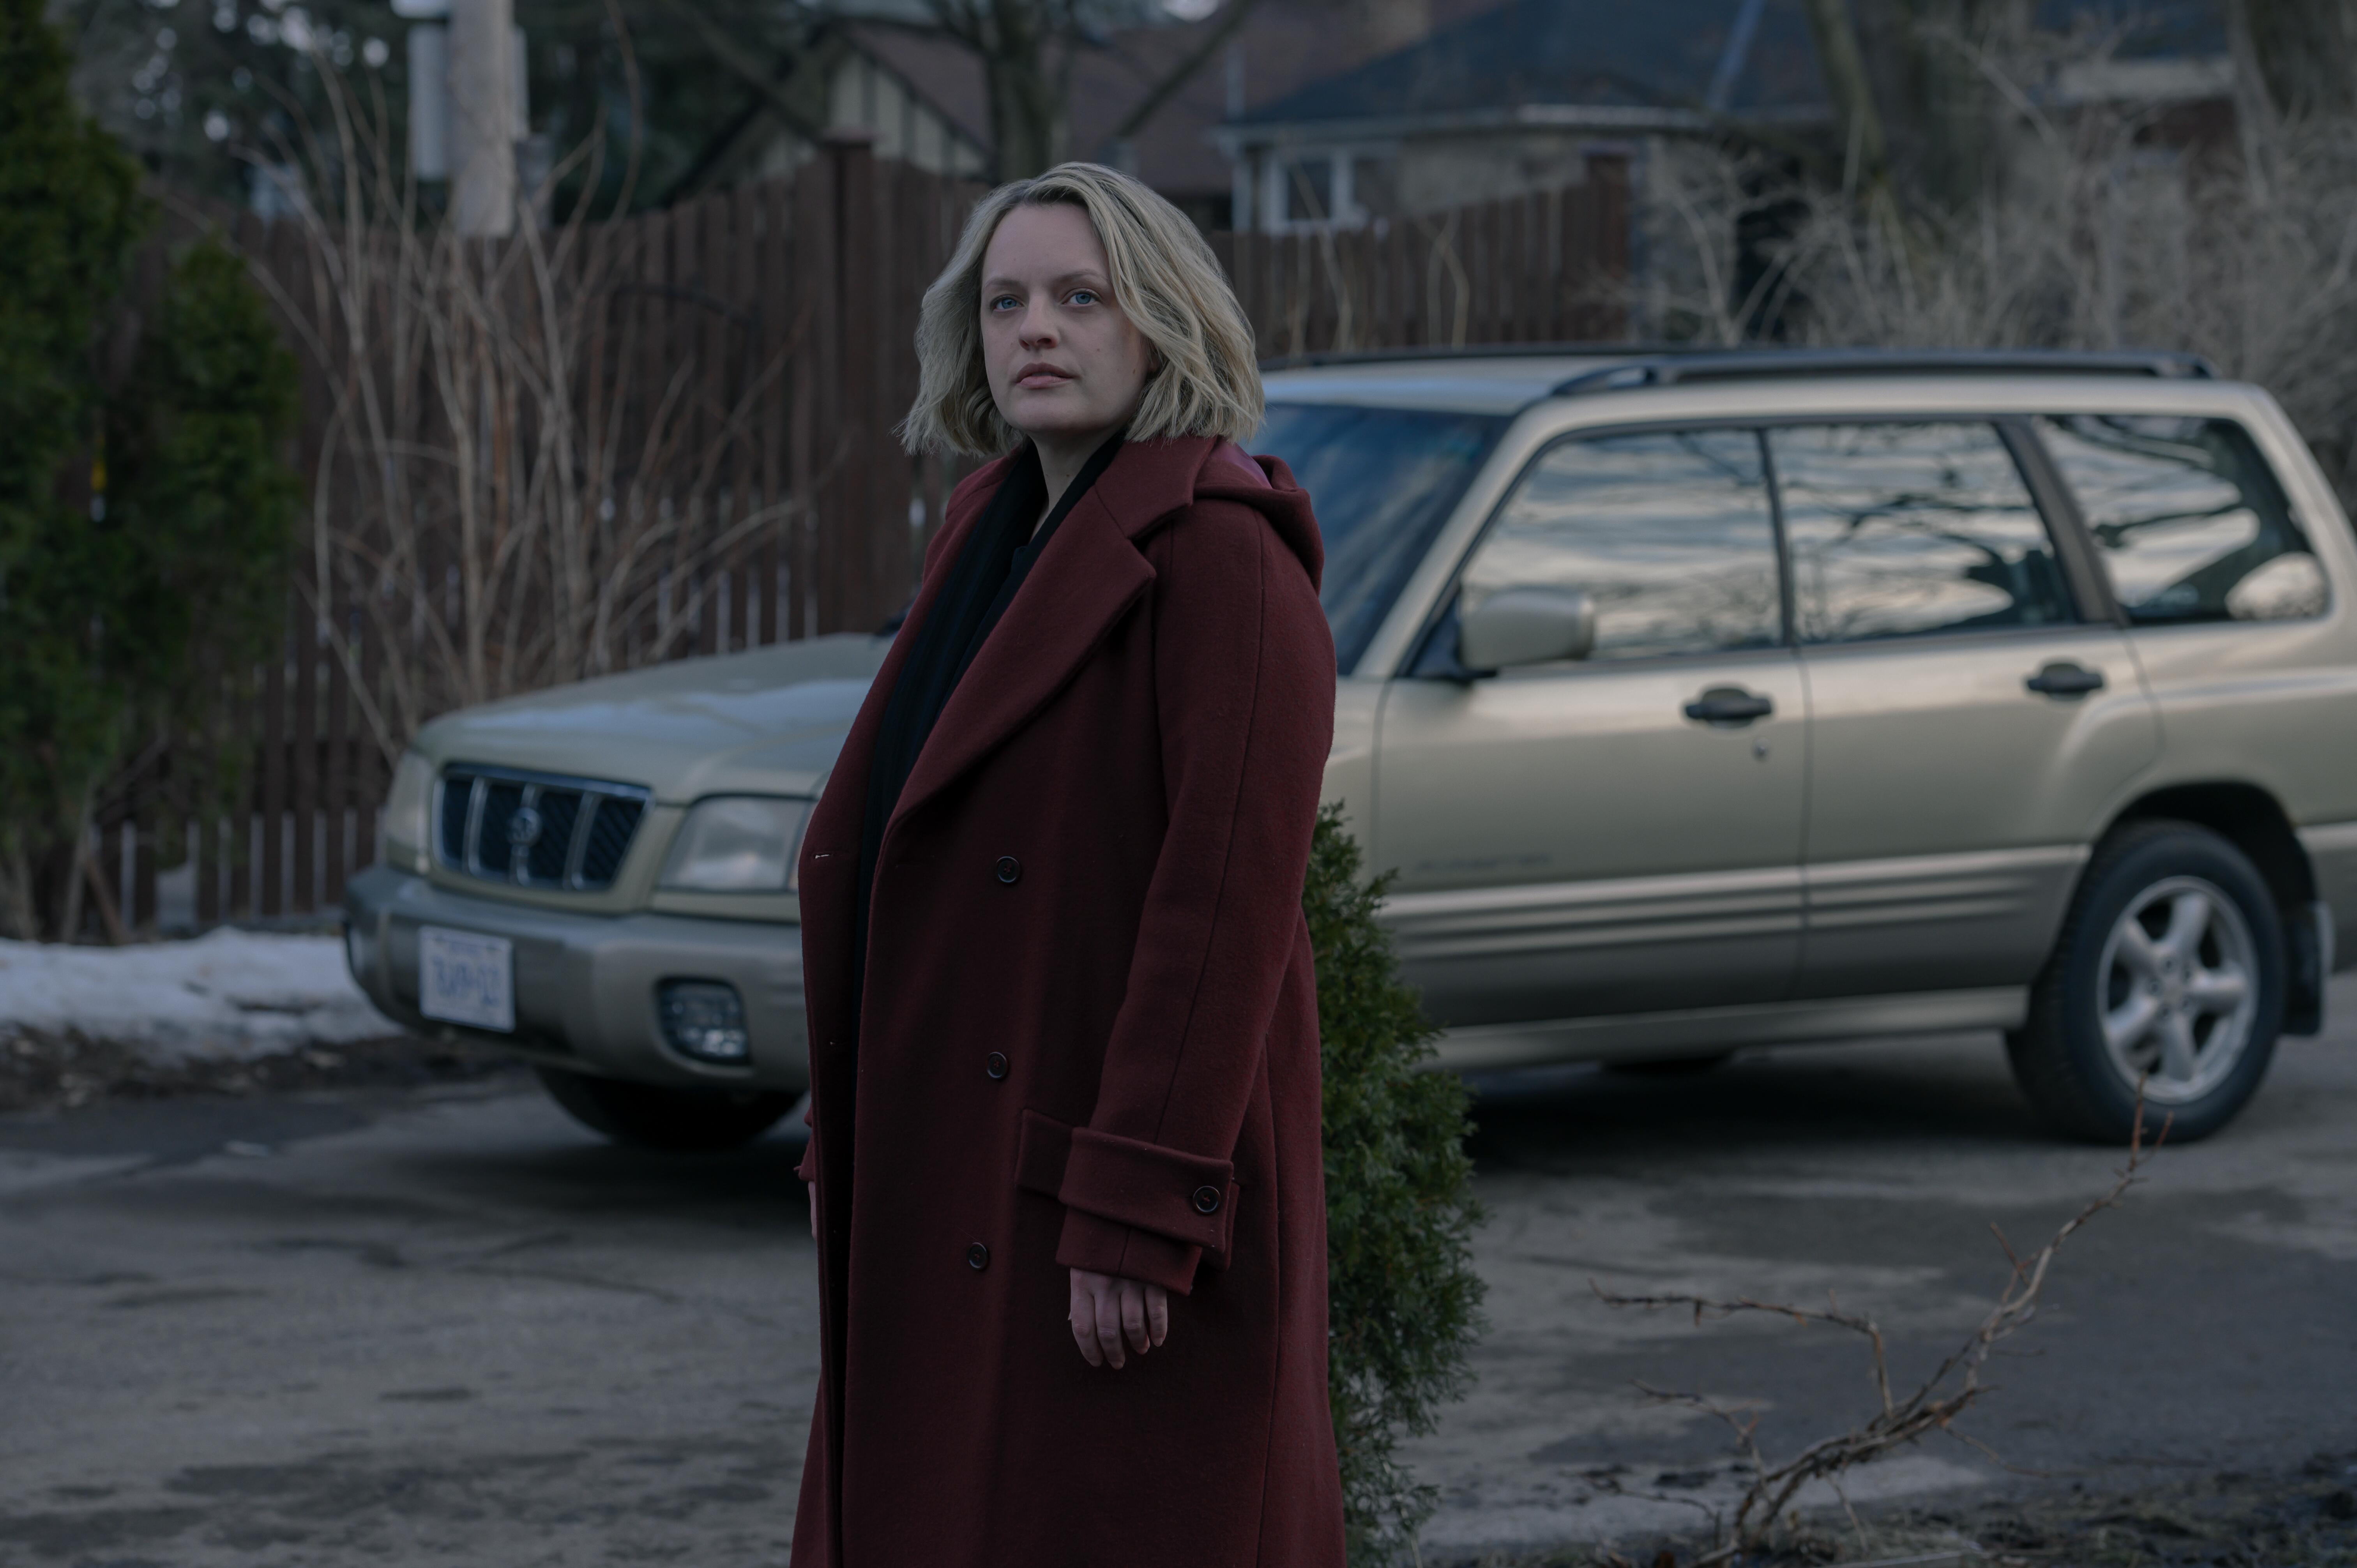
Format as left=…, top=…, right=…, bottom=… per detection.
left=862, top=436, right=1225, bottom=853
left=797, top=457, right=1012, bottom=1006
left=885, top=487, right=1153, bottom=835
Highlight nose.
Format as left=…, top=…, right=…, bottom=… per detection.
left=1018, top=297, right=1058, bottom=347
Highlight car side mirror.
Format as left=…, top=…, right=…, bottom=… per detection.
left=1457, top=588, right=1597, bottom=673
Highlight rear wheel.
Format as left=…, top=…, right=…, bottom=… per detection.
left=2008, top=821, right=2283, bottom=1143
left=535, top=1066, right=794, bottom=1151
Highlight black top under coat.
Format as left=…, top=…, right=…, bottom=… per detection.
left=851, top=435, right=1125, bottom=1018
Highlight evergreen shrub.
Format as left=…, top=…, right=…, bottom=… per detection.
left=1307, top=803, right=1487, bottom=1563
left=0, top=0, right=299, bottom=935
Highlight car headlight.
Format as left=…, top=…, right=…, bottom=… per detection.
left=658, top=797, right=814, bottom=893
left=378, top=750, right=435, bottom=872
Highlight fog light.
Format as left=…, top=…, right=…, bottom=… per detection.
left=343, top=921, right=376, bottom=986
left=658, top=980, right=749, bottom=1064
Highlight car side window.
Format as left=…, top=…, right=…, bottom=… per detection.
left=2036, top=414, right=2327, bottom=624
left=1770, top=422, right=2074, bottom=644
left=1459, top=428, right=1782, bottom=662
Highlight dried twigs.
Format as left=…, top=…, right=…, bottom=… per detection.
left=1594, top=1098, right=2169, bottom=1556
left=194, top=14, right=814, bottom=770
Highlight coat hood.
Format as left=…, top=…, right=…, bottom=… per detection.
left=949, top=436, right=1324, bottom=592
left=1095, top=435, right=1325, bottom=592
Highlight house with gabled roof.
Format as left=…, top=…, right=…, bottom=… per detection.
left=1213, top=0, right=2243, bottom=231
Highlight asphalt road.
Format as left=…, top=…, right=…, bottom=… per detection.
left=5, top=980, right=2355, bottom=1565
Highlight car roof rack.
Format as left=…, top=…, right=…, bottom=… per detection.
left=1257, top=341, right=1680, bottom=372
left=1550, top=348, right=2216, bottom=396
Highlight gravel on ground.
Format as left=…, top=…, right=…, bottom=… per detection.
left=0, top=1025, right=516, bottom=1114
left=1449, top=1455, right=2357, bottom=1567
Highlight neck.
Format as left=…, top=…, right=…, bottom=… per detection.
left=1032, top=427, right=1119, bottom=524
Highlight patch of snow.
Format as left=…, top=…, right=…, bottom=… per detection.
left=0, top=929, right=404, bottom=1062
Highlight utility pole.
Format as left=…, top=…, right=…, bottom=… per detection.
left=448, top=0, right=519, bottom=237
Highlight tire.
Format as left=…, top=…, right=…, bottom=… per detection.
left=2008, top=820, right=2284, bottom=1144
left=535, top=1066, right=795, bottom=1151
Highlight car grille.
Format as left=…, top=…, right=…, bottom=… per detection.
left=434, top=765, right=651, bottom=892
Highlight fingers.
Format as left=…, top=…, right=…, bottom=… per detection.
left=1069, top=1273, right=1104, bottom=1368
left=1146, top=1283, right=1169, bottom=1348
left=1092, top=1280, right=1127, bottom=1370
left=1120, top=1281, right=1148, bottom=1356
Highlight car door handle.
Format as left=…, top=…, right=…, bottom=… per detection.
left=2025, top=662, right=2106, bottom=697
left=1683, top=687, right=1776, bottom=725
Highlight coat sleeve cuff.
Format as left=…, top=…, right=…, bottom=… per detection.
left=1055, top=1208, right=1203, bottom=1295
left=1055, top=1126, right=1237, bottom=1253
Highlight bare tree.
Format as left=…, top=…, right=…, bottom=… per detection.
left=213, top=19, right=812, bottom=765
left=1642, top=23, right=2357, bottom=510
left=922, top=0, right=1279, bottom=180
left=2233, top=0, right=2357, bottom=123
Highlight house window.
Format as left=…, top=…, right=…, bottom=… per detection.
left=1255, top=148, right=1399, bottom=230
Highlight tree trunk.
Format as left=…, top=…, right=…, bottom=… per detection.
left=1800, top=0, right=1891, bottom=200
left=2233, top=0, right=2357, bottom=121
left=1856, top=0, right=2023, bottom=217
left=979, top=3, right=1066, bottom=181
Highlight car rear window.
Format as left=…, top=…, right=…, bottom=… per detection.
left=1253, top=403, right=1507, bottom=673
left=2036, top=415, right=2327, bottom=624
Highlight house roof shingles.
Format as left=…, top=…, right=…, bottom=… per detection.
left=1234, top=0, right=1829, bottom=132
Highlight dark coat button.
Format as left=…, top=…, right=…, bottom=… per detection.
left=995, top=855, right=1021, bottom=884
left=1192, top=1185, right=1222, bottom=1215
left=966, top=1242, right=990, bottom=1271
left=985, top=1052, right=1009, bottom=1080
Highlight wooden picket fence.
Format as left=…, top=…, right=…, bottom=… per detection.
left=85, top=149, right=1628, bottom=938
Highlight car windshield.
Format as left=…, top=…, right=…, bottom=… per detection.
left=1251, top=402, right=1508, bottom=673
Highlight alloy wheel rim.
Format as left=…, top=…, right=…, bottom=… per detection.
left=2094, top=875, right=2257, bottom=1105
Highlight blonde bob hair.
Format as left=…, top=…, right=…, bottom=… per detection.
left=900, top=162, right=1263, bottom=456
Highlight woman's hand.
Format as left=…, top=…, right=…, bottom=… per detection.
left=1068, top=1269, right=1168, bottom=1368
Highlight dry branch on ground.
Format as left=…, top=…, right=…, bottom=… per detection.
left=1595, top=1101, right=2169, bottom=1557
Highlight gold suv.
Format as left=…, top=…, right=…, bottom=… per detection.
left=346, top=350, right=2357, bottom=1148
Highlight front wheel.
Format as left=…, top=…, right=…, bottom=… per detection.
left=2008, top=821, right=2283, bottom=1144
left=536, top=1066, right=795, bottom=1151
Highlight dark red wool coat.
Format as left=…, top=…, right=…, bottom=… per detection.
left=790, top=435, right=1345, bottom=1567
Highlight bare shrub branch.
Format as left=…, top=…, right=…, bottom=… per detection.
left=179, top=21, right=815, bottom=771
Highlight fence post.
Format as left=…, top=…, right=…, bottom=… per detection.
left=825, top=132, right=880, bottom=635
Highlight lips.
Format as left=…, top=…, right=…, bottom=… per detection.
left=1013, top=361, right=1073, bottom=389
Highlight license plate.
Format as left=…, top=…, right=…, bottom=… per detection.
left=418, top=926, right=515, bottom=1033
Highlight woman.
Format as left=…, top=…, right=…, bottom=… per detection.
left=789, top=162, right=1344, bottom=1564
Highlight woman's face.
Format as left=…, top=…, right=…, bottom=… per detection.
left=979, top=202, right=1154, bottom=451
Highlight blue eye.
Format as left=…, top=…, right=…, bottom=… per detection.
left=989, top=295, right=1018, bottom=311
left=1069, top=290, right=1099, bottom=306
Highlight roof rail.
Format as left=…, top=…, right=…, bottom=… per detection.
left=1258, top=340, right=1729, bottom=373
left=1551, top=348, right=2216, bottom=396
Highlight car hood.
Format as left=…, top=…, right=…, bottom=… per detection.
left=412, top=634, right=891, bottom=803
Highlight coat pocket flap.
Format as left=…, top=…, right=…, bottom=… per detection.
left=1015, top=1108, right=1072, bottom=1197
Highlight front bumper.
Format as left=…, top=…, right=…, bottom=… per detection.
left=343, top=864, right=808, bottom=1091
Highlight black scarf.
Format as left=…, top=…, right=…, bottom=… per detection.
left=851, top=436, right=1124, bottom=1016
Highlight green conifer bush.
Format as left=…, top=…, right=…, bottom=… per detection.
left=1307, top=803, right=1487, bottom=1562
left=0, top=0, right=298, bottom=936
